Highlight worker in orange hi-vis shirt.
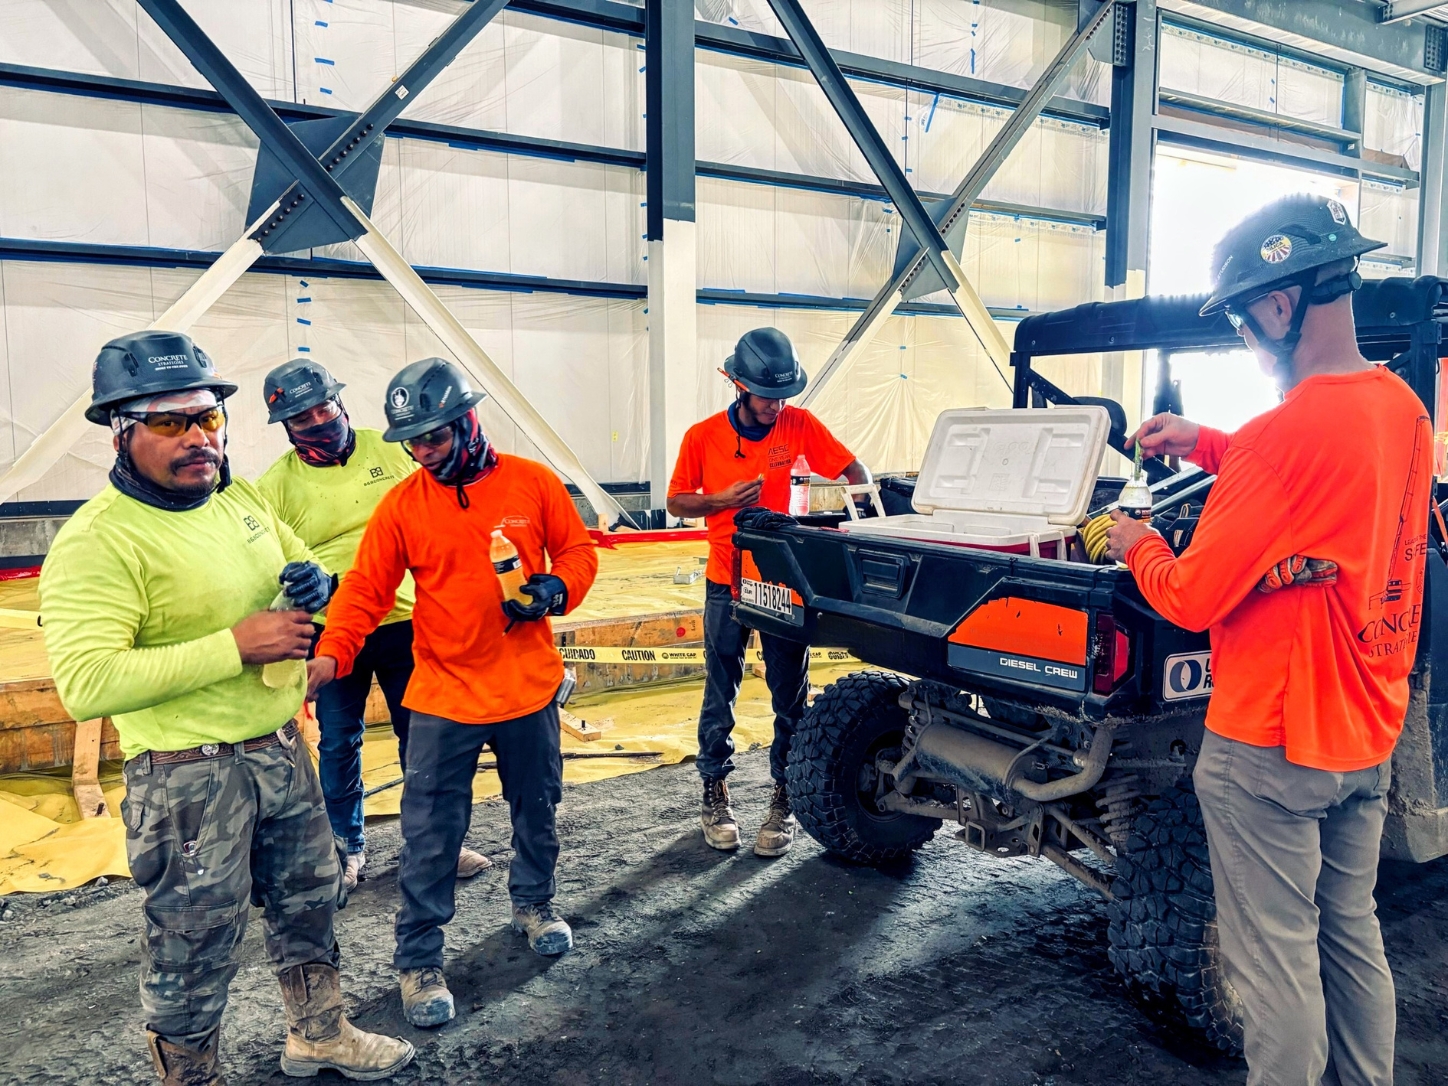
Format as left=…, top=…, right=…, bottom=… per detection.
left=667, top=328, right=872, bottom=858
left=1105, top=195, right=1433, bottom=1086
left=307, top=358, right=598, bottom=1032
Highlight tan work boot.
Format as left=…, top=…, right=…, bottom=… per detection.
left=399, top=966, right=455, bottom=1028
left=754, top=781, right=797, bottom=857
left=147, top=1028, right=225, bottom=1086
left=511, top=901, right=574, bottom=956
left=457, top=847, right=493, bottom=878
left=701, top=776, right=741, bottom=851
left=277, top=963, right=415, bottom=1079
left=342, top=851, right=365, bottom=892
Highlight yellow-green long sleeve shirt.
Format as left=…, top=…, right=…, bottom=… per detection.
left=40, top=478, right=320, bottom=760
left=256, top=428, right=417, bottom=626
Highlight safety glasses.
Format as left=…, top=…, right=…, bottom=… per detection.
left=283, top=399, right=342, bottom=430
left=403, top=425, right=453, bottom=452
left=119, top=406, right=225, bottom=437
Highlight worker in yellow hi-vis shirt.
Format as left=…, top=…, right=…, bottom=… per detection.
left=256, top=358, right=491, bottom=891
left=39, top=332, right=413, bottom=1086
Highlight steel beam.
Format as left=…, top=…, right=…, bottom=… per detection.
left=1152, top=112, right=1420, bottom=182
left=1380, top=0, right=1448, bottom=26
left=694, top=22, right=1110, bottom=127
left=1106, top=0, right=1156, bottom=291
left=1158, top=0, right=1444, bottom=83
left=1420, top=81, right=1448, bottom=275
left=801, top=0, right=1115, bottom=406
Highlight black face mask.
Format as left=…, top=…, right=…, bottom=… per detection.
left=287, top=404, right=356, bottom=467
left=728, top=400, right=774, bottom=442
left=109, top=425, right=231, bottom=512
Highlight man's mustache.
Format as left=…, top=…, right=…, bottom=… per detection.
left=171, top=449, right=221, bottom=470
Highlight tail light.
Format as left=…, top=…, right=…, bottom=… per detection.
left=731, top=547, right=743, bottom=601
left=1092, top=612, right=1131, bottom=694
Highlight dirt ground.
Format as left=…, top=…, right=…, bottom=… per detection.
left=2, top=750, right=1446, bottom=1086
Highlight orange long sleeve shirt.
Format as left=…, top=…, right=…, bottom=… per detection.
left=1126, top=366, right=1433, bottom=771
left=316, top=454, right=599, bottom=725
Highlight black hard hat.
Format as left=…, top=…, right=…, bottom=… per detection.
left=263, top=358, right=345, bottom=424
left=86, top=330, right=238, bottom=425
left=382, top=357, right=487, bottom=442
left=1200, top=193, right=1385, bottom=317
left=724, top=328, right=807, bottom=398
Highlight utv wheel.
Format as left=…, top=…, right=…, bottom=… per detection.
left=786, top=671, right=942, bottom=865
left=1107, top=787, right=1245, bottom=1055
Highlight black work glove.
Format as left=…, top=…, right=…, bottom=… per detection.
left=279, top=561, right=336, bottom=614
left=502, top=573, right=568, bottom=624
left=733, top=505, right=797, bottom=531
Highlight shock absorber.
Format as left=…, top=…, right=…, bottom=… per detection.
left=1096, top=774, right=1142, bottom=849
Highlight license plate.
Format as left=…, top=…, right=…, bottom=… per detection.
left=740, top=577, right=795, bottom=617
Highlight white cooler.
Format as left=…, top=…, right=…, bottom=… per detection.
left=840, top=405, right=1110, bottom=559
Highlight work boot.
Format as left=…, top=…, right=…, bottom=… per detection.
left=511, top=901, right=574, bottom=956
left=754, top=781, right=797, bottom=857
left=342, top=851, right=365, bottom=892
left=147, top=1028, right=225, bottom=1086
left=456, top=847, right=493, bottom=878
left=701, top=776, right=741, bottom=851
left=399, top=967, right=455, bottom=1029
left=277, top=963, right=415, bottom=1079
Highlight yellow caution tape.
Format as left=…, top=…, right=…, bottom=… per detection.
left=558, top=645, right=857, bottom=665
left=0, top=608, right=41, bottom=629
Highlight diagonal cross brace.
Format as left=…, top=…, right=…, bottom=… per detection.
left=801, top=0, right=1116, bottom=406
left=0, top=0, right=624, bottom=523
left=762, top=0, right=960, bottom=296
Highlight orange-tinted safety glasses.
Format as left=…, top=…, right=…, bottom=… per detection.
left=119, top=406, right=225, bottom=437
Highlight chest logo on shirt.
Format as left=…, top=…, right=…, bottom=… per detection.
left=501, top=514, right=531, bottom=530
left=241, top=514, right=271, bottom=545
left=766, top=443, right=791, bottom=470
left=370, top=466, right=385, bottom=479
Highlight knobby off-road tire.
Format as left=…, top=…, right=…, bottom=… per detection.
left=1106, top=787, right=1245, bottom=1055
left=786, top=671, right=941, bottom=865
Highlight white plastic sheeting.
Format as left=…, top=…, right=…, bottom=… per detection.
left=694, top=0, right=1109, bottom=104
left=1359, top=179, right=1419, bottom=266
left=0, top=0, right=1118, bottom=496
left=697, top=50, right=1108, bottom=213
left=1364, top=82, right=1424, bottom=173
left=1158, top=23, right=1344, bottom=128
left=0, top=259, right=648, bottom=503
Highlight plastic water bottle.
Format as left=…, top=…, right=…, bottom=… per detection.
left=788, top=455, right=811, bottom=516
left=262, top=586, right=305, bottom=690
left=491, top=529, right=530, bottom=604
left=1118, top=444, right=1153, bottom=522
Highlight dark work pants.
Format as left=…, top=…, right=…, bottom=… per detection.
left=312, top=619, right=414, bottom=853
left=393, top=704, right=563, bottom=971
left=697, top=579, right=810, bottom=783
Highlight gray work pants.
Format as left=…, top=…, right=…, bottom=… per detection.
left=1193, top=729, right=1395, bottom=1086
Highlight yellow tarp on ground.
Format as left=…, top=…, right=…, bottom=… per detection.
left=0, top=663, right=861, bottom=895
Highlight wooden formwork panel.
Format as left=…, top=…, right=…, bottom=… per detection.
left=1, top=609, right=706, bottom=771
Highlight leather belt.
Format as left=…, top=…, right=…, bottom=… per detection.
left=145, top=721, right=300, bottom=766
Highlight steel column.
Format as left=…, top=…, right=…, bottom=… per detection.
left=646, top=0, right=698, bottom=518
left=1419, top=80, right=1448, bottom=277
left=1105, top=0, right=1156, bottom=291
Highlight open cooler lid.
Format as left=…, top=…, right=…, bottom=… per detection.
left=911, top=405, right=1110, bottom=525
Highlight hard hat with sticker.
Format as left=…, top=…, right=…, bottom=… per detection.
left=1260, top=234, right=1293, bottom=264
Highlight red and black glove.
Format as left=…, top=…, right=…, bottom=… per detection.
left=1257, top=556, right=1338, bottom=594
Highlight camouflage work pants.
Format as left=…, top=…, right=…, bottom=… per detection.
left=121, top=731, right=342, bottom=1045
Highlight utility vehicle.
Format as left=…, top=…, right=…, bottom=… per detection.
left=732, top=277, right=1448, bottom=1052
